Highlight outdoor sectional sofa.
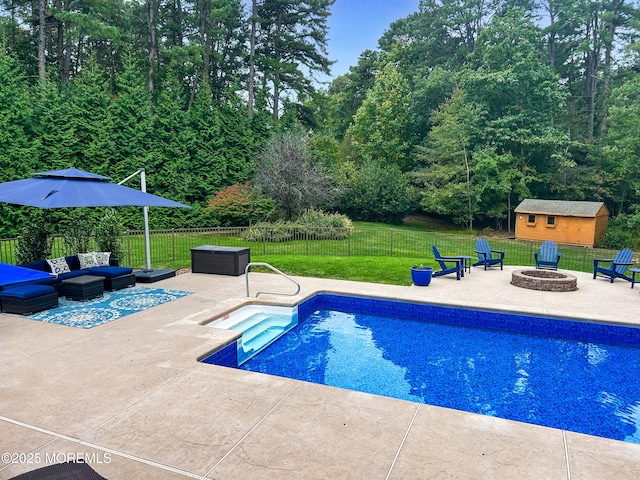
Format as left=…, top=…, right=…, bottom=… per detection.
left=19, top=255, right=136, bottom=295
left=0, top=254, right=136, bottom=315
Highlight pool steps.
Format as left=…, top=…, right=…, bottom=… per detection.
left=238, top=314, right=297, bottom=364
left=207, top=306, right=298, bottom=365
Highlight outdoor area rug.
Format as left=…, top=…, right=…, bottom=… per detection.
left=26, top=286, right=192, bottom=328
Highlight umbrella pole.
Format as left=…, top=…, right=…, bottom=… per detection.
left=141, top=170, right=152, bottom=271
left=143, top=206, right=151, bottom=271
left=118, top=169, right=152, bottom=271
left=116, top=168, right=176, bottom=283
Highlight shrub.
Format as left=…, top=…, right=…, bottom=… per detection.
left=297, top=209, right=352, bottom=240
left=241, top=211, right=353, bottom=242
left=61, top=210, right=94, bottom=255
left=15, top=212, right=53, bottom=264
left=94, top=208, right=126, bottom=260
left=242, top=220, right=296, bottom=242
left=207, top=183, right=274, bottom=226
left=598, top=213, right=640, bottom=250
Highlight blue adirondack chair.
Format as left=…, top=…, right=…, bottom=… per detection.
left=593, top=248, right=634, bottom=283
left=431, top=245, right=463, bottom=280
left=472, top=238, right=504, bottom=270
left=534, top=240, right=562, bottom=270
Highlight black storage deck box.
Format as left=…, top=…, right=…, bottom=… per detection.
left=190, top=246, right=250, bottom=276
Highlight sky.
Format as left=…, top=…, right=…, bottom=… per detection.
left=325, top=0, right=420, bottom=80
left=241, top=0, right=421, bottom=84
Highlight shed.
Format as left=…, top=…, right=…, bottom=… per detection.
left=514, top=199, right=609, bottom=247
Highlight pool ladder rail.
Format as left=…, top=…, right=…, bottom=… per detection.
left=245, top=262, right=301, bottom=298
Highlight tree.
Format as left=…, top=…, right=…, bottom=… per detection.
left=105, top=52, right=153, bottom=182
left=602, top=74, right=640, bottom=215
left=37, top=0, right=45, bottom=84
left=463, top=10, right=568, bottom=199
left=413, top=87, right=483, bottom=229
left=254, top=132, right=335, bottom=220
left=379, top=1, right=458, bottom=69
left=146, top=0, right=159, bottom=93
left=255, top=0, right=334, bottom=120
left=347, top=61, right=414, bottom=171
left=472, top=147, right=528, bottom=232
left=0, top=47, right=37, bottom=236
left=408, top=66, right=459, bottom=145
left=337, top=160, right=417, bottom=224
left=247, top=0, right=258, bottom=118
left=94, top=208, right=126, bottom=261
left=189, top=0, right=247, bottom=101
left=31, top=59, right=112, bottom=171
left=324, top=50, right=380, bottom=140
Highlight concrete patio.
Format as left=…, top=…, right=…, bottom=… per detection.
left=1, top=265, right=639, bottom=479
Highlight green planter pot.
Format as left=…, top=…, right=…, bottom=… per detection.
left=411, top=267, right=432, bottom=286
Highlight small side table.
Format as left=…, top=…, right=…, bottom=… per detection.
left=630, top=268, right=640, bottom=289
left=458, top=255, right=473, bottom=274
left=62, top=275, right=105, bottom=301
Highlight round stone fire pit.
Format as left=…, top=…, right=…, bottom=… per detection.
left=511, top=269, right=577, bottom=292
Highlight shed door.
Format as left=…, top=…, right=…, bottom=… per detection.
left=565, top=219, right=587, bottom=245
left=566, top=225, right=579, bottom=244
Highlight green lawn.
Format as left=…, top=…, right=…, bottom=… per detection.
left=248, top=255, right=425, bottom=286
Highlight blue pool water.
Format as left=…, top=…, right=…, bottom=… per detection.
left=203, top=294, right=640, bottom=443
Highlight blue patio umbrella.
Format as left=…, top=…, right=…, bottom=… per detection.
left=0, top=168, right=187, bottom=208
left=0, top=168, right=190, bottom=274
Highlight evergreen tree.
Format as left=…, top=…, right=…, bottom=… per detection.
left=254, top=0, right=334, bottom=120
left=0, top=47, right=36, bottom=236
left=106, top=52, right=153, bottom=190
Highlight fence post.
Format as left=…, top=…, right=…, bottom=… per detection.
left=126, top=232, right=132, bottom=266
left=582, top=247, right=586, bottom=272
left=390, top=230, right=393, bottom=256
left=172, top=229, right=176, bottom=261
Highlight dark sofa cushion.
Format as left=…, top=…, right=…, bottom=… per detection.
left=84, top=266, right=133, bottom=278
left=0, top=284, right=56, bottom=299
left=19, top=260, right=50, bottom=272
left=26, top=276, right=59, bottom=287
left=65, top=255, right=81, bottom=270
left=57, top=270, right=91, bottom=281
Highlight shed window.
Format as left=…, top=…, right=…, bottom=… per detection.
left=527, top=214, right=536, bottom=224
left=547, top=216, right=556, bottom=226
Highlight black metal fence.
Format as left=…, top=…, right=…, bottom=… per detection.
left=1, top=227, right=636, bottom=273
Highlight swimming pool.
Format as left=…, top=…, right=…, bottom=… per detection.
left=201, top=293, right=640, bottom=444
